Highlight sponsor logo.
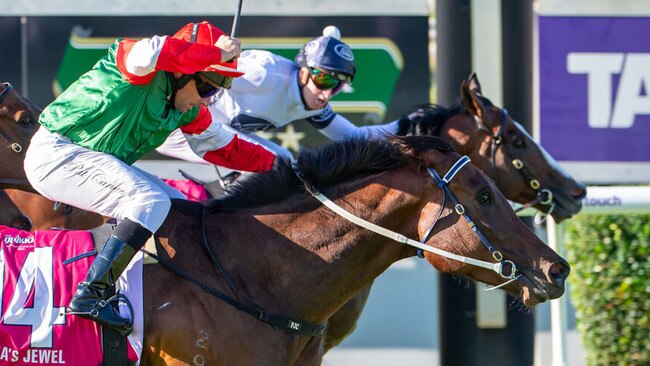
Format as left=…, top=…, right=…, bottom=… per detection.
left=583, top=195, right=622, bottom=207
left=288, top=321, right=301, bottom=331
left=567, top=52, right=650, bottom=129
left=334, top=44, right=354, bottom=61
left=3, top=235, right=35, bottom=246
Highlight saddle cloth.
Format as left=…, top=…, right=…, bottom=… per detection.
left=0, top=225, right=142, bottom=365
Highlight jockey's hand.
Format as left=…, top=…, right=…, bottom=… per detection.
left=216, top=35, right=241, bottom=62
left=398, top=107, right=433, bottom=136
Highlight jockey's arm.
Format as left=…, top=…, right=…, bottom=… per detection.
left=308, top=105, right=400, bottom=141
left=156, top=125, right=293, bottom=165
left=179, top=107, right=276, bottom=172
left=119, top=35, right=226, bottom=81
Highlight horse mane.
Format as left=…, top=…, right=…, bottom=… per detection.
left=209, top=135, right=454, bottom=211
left=397, top=95, right=495, bottom=137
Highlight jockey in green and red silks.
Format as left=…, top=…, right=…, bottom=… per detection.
left=24, top=21, right=276, bottom=336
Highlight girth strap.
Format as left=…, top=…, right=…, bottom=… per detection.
left=141, top=248, right=327, bottom=337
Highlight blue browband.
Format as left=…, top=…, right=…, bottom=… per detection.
left=0, top=83, right=14, bottom=103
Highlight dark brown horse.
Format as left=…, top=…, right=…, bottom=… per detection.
left=140, top=136, right=568, bottom=365
left=0, top=189, right=31, bottom=230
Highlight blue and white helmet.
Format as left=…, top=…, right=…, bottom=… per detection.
left=295, top=26, right=356, bottom=83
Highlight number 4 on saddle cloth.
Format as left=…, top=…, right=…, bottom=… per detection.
left=0, top=179, right=208, bottom=365
left=0, top=226, right=142, bottom=365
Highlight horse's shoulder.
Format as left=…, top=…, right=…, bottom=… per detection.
left=169, top=199, right=204, bottom=218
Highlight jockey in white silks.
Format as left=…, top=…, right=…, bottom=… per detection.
left=156, top=26, right=402, bottom=163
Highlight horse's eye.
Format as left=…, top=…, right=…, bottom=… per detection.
left=511, top=138, right=525, bottom=149
left=19, top=117, right=33, bottom=127
left=476, top=191, right=492, bottom=206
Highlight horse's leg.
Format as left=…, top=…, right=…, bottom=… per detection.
left=323, top=282, right=373, bottom=351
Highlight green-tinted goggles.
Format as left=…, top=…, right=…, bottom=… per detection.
left=197, top=72, right=233, bottom=90
left=309, top=68, right=344, bottom=91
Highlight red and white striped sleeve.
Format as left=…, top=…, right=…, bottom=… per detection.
left=180, top=106, right=276, bottom=172
left=116, top=36, right=223, bottom=84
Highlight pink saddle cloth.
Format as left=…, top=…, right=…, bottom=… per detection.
left=0, top=225, right=139, bottom=365
left=163, top=178, right=208, bottom=202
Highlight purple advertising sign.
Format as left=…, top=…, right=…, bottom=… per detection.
left=538, top=16, right=650, bottom=162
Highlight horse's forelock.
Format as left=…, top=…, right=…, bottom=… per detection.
left=411, top=103, right=460, bottom=136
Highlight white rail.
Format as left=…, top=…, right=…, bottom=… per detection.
left=546, top=185, right=650, bottom=366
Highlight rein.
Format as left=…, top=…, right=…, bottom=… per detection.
left=142, top=207, right=327, bottom=337
left=475, top=108, right=555, bottom=224
left=293, top=156, right=521, bottom=292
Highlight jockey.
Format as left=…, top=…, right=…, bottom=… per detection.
left=23, top=21, right=276, bottom=336
left=156, top=25, right=401, bottom=161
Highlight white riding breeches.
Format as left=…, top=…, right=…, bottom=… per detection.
left=24, top=127, right=186, bottom=233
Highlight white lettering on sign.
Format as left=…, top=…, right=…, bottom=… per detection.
left=567, top=52, right=650, bottom=128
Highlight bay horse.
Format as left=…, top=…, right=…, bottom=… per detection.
left=140, top=135, right=568, bottom=365
left=397, top=73, right=586, bottom=223
left=322, top=73, right=587, bottom=352
left=0, top=189, right=32, bottom=230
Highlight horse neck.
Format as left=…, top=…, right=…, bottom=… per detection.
left=210, top=171, right=425, bottom=323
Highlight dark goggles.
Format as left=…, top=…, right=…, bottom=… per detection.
left=193, top=75, right=220, bottom=98
left=309, top=68, right=348, bottom=92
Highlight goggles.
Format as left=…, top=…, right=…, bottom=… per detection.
left=309, top=68, right=347, bottom=93
left=193, top=74, right=223, bottom=98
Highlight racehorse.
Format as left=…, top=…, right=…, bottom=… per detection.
left=0, top=189, right=31, bottom=230
left=321, top=73, right=587, bottom=352
left=138, top=135, right=568, bottom=365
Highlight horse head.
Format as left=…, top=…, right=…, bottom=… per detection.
left=272, top=135, right=568, bottom=308
left=0, top=82, right=41, bottom=192
left=407, top=138, right=569, bottom=306
left=398, top=74, right=587, bottom=223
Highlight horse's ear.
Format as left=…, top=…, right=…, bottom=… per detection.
left=460, top=77, right=487, bottom=122
left=467, top=73, right=482, bottom=96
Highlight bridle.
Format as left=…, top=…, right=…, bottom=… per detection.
left=0, top=82, right=35, bottom=191
left=474, top=108, right=555, bottom=224
left=293, top=155, right=522, bottom=292
left=0, top=83, right=25, bottom=154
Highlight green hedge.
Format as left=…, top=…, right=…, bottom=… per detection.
left=565, top=214, right=650, bottom=366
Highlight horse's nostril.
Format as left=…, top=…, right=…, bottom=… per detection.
left=549, top=260, right=570, bottom=285
left=11, top=216, right=32, bottom=231
left=572, top=184, right=587, bottom=200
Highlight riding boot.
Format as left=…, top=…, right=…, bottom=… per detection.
left=67, top=219, right=151, bottom=336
